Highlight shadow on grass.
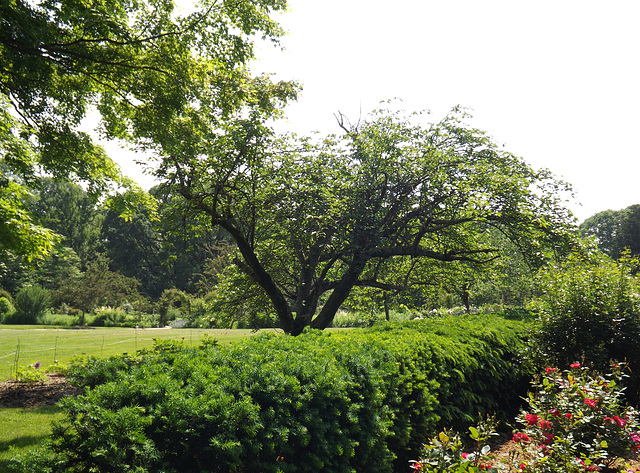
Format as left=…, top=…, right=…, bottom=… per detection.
left=0, top=432, right=50, bottom=471
left=0, top=404, right=63, bottom=471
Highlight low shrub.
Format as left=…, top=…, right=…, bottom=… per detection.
left=90, top=306, right=129, bottom=327
left=13, top=314, right=530, bottom=473
left=39, top=312, right=78, bottom=326
left=0, top=296, right=15, bottom=322
left=6, top=285, right=50, bottom=324
left=15, top=362, right=47, bottom=383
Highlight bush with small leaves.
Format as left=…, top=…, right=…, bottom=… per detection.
left=0, top=296, right=15, bottom=322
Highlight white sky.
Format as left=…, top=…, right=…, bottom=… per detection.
left=109, top=0, right=640, bottom=223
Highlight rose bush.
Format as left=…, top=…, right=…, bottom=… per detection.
left=412, top=365, right=640, bottom=473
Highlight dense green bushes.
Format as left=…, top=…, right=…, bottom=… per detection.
left=14, top=314, right=530, bottom=473
left=3, top=285, right=50, bottom=324
left=530, top=255, right=640, bottom=402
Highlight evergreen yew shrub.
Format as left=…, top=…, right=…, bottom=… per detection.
left=13, top=314, right=530, bottom=473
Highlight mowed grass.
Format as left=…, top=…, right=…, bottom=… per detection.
left=0, top=326, right=274, bottom=381
left=0, top=405, right=65, bottom=470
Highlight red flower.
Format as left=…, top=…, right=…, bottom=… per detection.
left=584, top=398, right=597, bottom=408
left=565, top=413, right=573, bottom=419
left=525, top=414, right=540, bottom=425
left=543, top=432, right=554, bottom=444
left=411, top=462, right=423, bottom=470
left=513, top=432, right=530, bottom=443
left=605, top=416, right=627, bottom=428
left=549, top=409, right=561, bottom=417
left=570, top=362, right=581, bottom=369
left=461, top=452, right=469, bottom=459
left=539, top=420, right=552, bottom=430
left=545, top=367, right=556, bottom=373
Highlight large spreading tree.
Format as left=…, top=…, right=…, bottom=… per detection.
left=157, top=106, right=580, bottom=334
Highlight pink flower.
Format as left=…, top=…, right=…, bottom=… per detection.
left=584, top=398, right=598, bottom=408
left=411, top=462, right=423, bottom=470
left=525, top=414, right=539, bottom=425
left=570, top=362, right=581, bottom=369
left=513, top=432, right=530, bottom=443
left=461, top=452, right=469, bottom=459
left=545, top=367, right=556, bottom=373
left=33, top=362, right=41, bottom=369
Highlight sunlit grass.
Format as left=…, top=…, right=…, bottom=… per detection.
left=0, top=405, right=65, bottom=469
left=0, top=327, right=276, bottom=381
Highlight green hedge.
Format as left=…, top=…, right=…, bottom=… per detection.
left=15, top=314, right=530, bottom=473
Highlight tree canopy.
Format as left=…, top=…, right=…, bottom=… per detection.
left=580, top=204, right=640, bottom=260
left=164, top=106, right=579, bottom=334
left=0, top=0, right=295, bottom=259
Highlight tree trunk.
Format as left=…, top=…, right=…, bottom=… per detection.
left=308, top=255, right=366, bottom=332
left=220, top=220, right=296, bottom=333
left=461, top=283, right=471, bottom=314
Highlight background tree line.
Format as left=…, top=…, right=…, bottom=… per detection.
left=2, top=169, right=638, bottom=328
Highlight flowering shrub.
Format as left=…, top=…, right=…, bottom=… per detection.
left=412, top=365, right=640, bottom=473
left=410, top=417, right=503, bottom=473
left=529, top=254, right=640, bottom=403
left=513, top=363, right=640, bottom=472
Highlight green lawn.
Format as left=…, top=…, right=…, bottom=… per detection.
left=0, top=326, right=275, bottom=381
left=0, top=405, right=65, bottom=470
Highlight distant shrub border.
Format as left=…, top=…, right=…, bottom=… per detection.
left=13, top=314, right=531, bottom=473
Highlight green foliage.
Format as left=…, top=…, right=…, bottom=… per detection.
left=581, top=204, right=640, bottom=259
left=1, top=0, right=294, bottom=262
left=0, top=296, right=14, bottom=321
left=172, top=103, right=579, bottom=334
left=410, top=418, right=501, bottom=473
left=529, top=254, right=640, bottom=401
left=411, top=365, right=640, bottom=472
left=15, top=362, right=46, bottom=383
left=7, top=285, right=51, bottom=324
left=19, top=314, right=529, bottom=472
left=90, top=306, right=131, bottom=327
left=514, top=364, right=639, bottom=472
left=56, top=255, right=141, bottom=319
